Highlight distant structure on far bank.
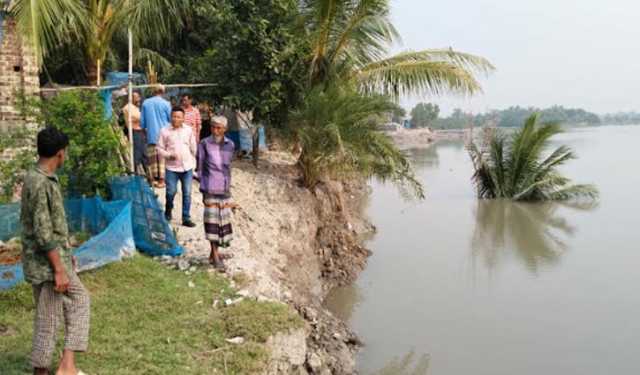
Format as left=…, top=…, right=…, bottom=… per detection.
left=0, top=2, right=40, bottom=130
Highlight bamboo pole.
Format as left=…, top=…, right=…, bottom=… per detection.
left=127, top=29, right=134, bottom=173
left=97, top=59, right=101, bottom=86
left=40, top=83, right=219, bottom=92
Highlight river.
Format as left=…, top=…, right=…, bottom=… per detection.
left=325, top=126, right=640, bottom=375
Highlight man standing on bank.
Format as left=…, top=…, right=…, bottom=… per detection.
left=141, top=84, right=171, bottom=188
left=21, top=127, right=91, bottom=375
left=122, top=91, right=149, bottom=179
left=197, top=116, right=237, bottom=270
left=157, top=107, right=198, bottom=227
left=181, top=94, right=202, bottom=144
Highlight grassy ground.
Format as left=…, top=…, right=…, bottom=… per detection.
left=0, top=255, right=303, bottom=374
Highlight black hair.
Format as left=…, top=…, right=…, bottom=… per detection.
left=182, top=93, right=192, bottom=99
left=37, top=127, right=69, bottom=158
left=172, top=107, right=185, bottom=114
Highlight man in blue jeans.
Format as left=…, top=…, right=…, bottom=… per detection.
left=157, top=107, right=197, bottom=227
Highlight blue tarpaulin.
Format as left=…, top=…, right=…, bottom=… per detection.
left=227, top=127, right=267, bottom=152
left=0, top=198, right=135, bottom=290
left=100, top=72, right=146, bottom=119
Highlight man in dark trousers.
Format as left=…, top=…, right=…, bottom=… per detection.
left=21, top=127, right=91, bottom=375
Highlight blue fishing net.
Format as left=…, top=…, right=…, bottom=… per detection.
left=0, top=198, right=135, bottom=290
left=109, top=175, right=183, bottom=257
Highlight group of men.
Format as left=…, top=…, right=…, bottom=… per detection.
left=20, top=85, right=237, bottom=374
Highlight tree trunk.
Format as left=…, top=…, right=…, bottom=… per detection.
left=252, top=126, right=261, bottom=167
left=87, top=59, right=99, bottom=86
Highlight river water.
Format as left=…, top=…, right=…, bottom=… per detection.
left=325, top=126, right=640, bottom=375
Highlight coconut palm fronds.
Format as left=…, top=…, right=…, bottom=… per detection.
left=468, top=113, right=598, bottom=201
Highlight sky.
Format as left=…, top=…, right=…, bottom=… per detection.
left=391, top=0, right=640, bottom=115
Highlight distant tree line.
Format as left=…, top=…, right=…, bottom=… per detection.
left=407, top=103, right=604, bottom=129
left=600, top=112, right=640, bottom=125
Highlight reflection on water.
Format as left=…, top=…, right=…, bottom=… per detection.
left=405, top=140, right=465, bottom=169
left=323, top=280, right=363, bottom=322
left=371, top=350, right=431, bottom=375
left=327, top=127, right=640, bottom=375
left=471, top=200, right=596, bottom=274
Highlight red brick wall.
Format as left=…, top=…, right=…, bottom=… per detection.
left=0, top=16, right=39, bottom=130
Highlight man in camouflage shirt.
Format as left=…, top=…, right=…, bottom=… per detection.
left=21, top=127, right=90, bottom=375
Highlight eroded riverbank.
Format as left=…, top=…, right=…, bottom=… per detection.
left=160, top=150, right=375, bottom=374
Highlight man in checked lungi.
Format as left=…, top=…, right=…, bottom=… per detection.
left=21, top=127, right=91, bottom=375
left=197, top=115, right=238, bottom=271
left=141, top=85, right=171, bottom=188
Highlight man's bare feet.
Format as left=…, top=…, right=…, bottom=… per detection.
left=55, top=349, right=81, bottom=375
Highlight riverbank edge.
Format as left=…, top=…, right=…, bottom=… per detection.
left=162, top=151, right=375, bottom=374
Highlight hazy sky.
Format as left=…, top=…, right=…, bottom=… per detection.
left=391, top=0, right=640, bottom=114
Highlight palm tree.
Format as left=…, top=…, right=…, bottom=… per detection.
left=300, top=0, right=495, bottom=97
left=290, top=84, right=424, bottom=198
left=9, top=0, right=184, bottom=84
left=7, top=0, right=86, bottom=67
left=468, top=113, right=598, bottom=201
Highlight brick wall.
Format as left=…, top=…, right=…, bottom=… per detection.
left=0, top=14, right=39, bottom=131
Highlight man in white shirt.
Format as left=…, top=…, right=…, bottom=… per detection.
left=156, top=107, right=197, bottom=227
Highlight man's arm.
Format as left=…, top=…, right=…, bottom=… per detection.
left=46, top=250, right=70, bottom=292
left=140, top=104, right=146, bottom=129
left=156, top=129, right=172, bottom=159
left=33, top=186, right=70, bottom=291
left=189, top=128, right=197, bottom=157
left=197, top=142, right=205, bottom=177
left=164, top=100, right=171, bottom=124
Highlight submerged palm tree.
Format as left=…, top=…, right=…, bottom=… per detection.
left=468, top=114, right=598, bottom=201
left=300, top=0, right=495, bottom=97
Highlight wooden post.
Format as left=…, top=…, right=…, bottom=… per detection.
left=127, top=30, right=134, bottom=173
left=97, top=59, right=101, bottom=86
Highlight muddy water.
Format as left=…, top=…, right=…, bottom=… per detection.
left=325, top=126, right=640, bottom=375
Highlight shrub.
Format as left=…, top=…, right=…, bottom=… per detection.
left=22, top=91, right=125, bottom=197
left=0, top=127, right=36, bottom=203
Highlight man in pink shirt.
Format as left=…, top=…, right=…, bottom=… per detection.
left=181, top=94, right=202, bottom=143
left=157, top=107, right=197, bottom=227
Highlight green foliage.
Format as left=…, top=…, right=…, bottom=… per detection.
left=468, top=114, right=598, bottom=201
left=10, top=0, right=190, bottom=83
left=391, top=105, right=406, bottom=124
left=0, top=127, right=36, bottom=204
left=435, top=105, right=602, bottom=130
left=410, top=103, right=440, bottom=128
left=301, top=0, right=494, bottom=97
left=23, top=92, right=125, bottom=197
left=0, top=255, right=302, bottom=374
left=167, top=0, right=307, bottom=127
left=601, top=111, right=640, bottom=125
left=288, top=85, right=424, bottom=198
left=433, top=108, right=470, bottom=129
left=7, top=0, right=87, bottom=66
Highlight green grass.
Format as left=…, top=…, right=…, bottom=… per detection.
left=0, top=255, right=303, bottom=374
